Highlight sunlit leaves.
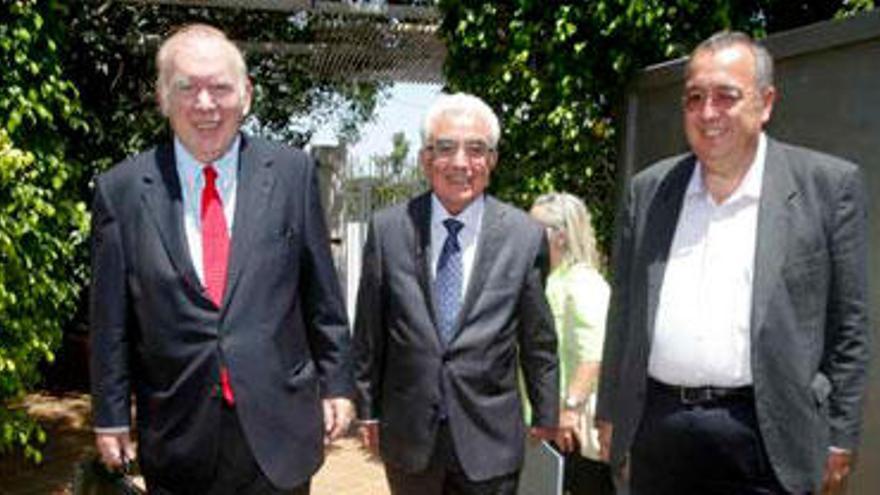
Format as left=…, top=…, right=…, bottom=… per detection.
left=63, top=2, right=385, bottom=171
left=438, top=0, right=872, bottom=255
left=0, top=0, right=87, bottom=462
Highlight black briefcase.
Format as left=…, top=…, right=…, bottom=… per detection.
left=72, top=458, right=145, bottom=495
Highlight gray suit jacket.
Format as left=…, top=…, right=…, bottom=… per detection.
left=353, top=192, right=559, bottom=481
left=90, top=135, right=353, bottom=489
left=596, top=137, right=871, bottom=493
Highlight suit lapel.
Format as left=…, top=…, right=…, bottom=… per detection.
left=643, top=156, right=694, bottom=341
left=222, top=136, right=276, bottom=309
left=409, top=193, right=443, bottom=346
left=455, top=195, right=504, bottom=340
left=414, top=193, right=502, bottom=347
left=751, top=139, right=796, bottom=338
left=141, top=143, right=204, bottom=296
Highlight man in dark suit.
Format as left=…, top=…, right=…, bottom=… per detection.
left=596, top=31, right=871, bottom=494
left=90, top=24, right=354, bottom=494
left=353, top=93, right=560, bottom=494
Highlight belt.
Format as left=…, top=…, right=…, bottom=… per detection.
left=649, top=378, right=753, bottom=405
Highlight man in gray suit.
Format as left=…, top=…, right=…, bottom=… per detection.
left=353, top=93, right=560, bottom=494
left=596, top=31, right=871, bottom=494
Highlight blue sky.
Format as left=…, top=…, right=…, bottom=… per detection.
left=311, top=82, right=443, bottom=174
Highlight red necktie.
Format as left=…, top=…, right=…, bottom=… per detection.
left=201, top=166, right=235, bottom=405
left=201, top=166, right=229, bottom=307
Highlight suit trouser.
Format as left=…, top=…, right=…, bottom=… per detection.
left=562, top=450, right=615, bottom=495
left=629, top=379, right=790, bottom=495
left=147, top=405, right=310, bottom=495
left=385, top=421, right=519, bottom=495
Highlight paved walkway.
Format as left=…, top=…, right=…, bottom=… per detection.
left=0, top=392, right=389, bottom=494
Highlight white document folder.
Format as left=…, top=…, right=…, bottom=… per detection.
left=517, top=440, right=563, bottom=495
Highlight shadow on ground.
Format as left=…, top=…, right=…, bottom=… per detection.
left=0, top=393, right=389, bottom=495
left=0, top=393, right=95, bottom=495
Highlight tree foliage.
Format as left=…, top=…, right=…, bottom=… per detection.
left=0, top=0, right=88, bottom=462
left=438, top=0, right=874, bottom=254
left=64, top=1, right=387, bottom=176
left=1, top=0, right=392, bottom=461
left=378, top=132, right=423, bottom=200
left=372, top=131, right=413, bottom=178
left=362, top=131, right=425, bottom=210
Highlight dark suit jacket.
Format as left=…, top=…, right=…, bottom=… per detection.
left=353, top=193, right=559, bottom=481
left=89, top=134, right=353, bottom=489
left=596, top=137, right=871, bottom=492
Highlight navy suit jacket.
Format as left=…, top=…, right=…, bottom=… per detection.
left=90, top=134, right=353, bottom=489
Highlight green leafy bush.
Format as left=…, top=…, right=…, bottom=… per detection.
left=0, top=0, right=88, bottom=461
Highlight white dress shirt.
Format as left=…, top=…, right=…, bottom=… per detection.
left=648, top=134, right=767, bottom=387
left=430, top=194, right=484, bottom=300
left=174, top=136, right=239, bottom=286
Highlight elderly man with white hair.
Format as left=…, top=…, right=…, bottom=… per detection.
left=353, top=92, right=560, bottom=494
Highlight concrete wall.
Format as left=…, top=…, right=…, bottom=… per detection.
left=619, top=10, right=880, bottom=493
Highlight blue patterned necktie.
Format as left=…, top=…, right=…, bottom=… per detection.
left=435, top=218, right=464, bottom=344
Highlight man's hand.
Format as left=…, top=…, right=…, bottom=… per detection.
left=529, top=426, right=560, bottom=443
left=95, top=431, right=136, bottom=471
left=596, top=419, right=613, bottom=462
left=821, top=450, right=853, bottom=495
left=358, top=421, right=380, bottom=455
left=555, top=410, right=581, bottom=453
left=322, top=397, right=354, bottom=444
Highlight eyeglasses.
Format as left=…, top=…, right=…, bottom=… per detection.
left=682, top=86, right=748, bottom=112
left=172, top=80, right=237, bottom=101
left=426, top=138, right=495, bottom=159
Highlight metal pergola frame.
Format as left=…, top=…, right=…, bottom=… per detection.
left=121, top=0, right=446, bottom=83
left=126, top=0, right=440, bottom=21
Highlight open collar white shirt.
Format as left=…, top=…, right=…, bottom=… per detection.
left=648, top=133, right=767, bottom=387
left=430, top=194, right=484, bottom=301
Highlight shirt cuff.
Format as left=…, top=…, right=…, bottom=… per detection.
left=94, top=426, right=131, bottom=434
left=829, top=446, right=851, bottom=454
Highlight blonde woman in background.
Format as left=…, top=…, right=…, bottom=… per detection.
left=531, top=193, right=614, bottom=495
